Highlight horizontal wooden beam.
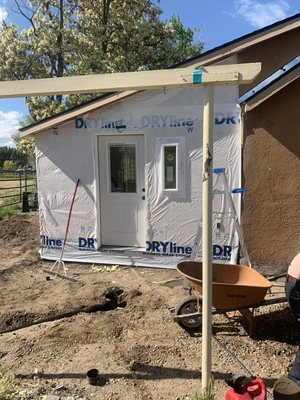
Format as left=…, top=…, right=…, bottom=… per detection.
left=0, top=63, right=261, bottom=98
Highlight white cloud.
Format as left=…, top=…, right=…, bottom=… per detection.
left=234, top=0, right=290, bottom=28
left=0, top=111, right=23, bottom=147
left=0, top=5, right=7, bottom=23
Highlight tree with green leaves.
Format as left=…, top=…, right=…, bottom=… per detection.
left=75, top=2, right=202, bottom=73
left=0, top=146, right=28, bottom=169
left=0, top=115, right=36, bottom=170
left=11, top=114, right=36, bottom=167
left=3, top=159, right=17, bottom=171
left=0, top=0, right=203, bottom=121
left=0, top=146, right=14, bottom=168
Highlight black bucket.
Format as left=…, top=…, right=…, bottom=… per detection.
left=86, top=368, right=100, bottom=385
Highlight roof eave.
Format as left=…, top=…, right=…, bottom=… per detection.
left=176, top=15, right=300, bottom=68
left=20, top=90, right=137, bottom=137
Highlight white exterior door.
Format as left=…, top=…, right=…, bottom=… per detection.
left=98, top=135, right=146, bottom=247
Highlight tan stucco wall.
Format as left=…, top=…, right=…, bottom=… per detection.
left=242, top=77, right=300, bottom=271
left=238, top=28, right=300, bottom=95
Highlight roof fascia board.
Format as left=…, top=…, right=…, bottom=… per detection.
left=182, top=19, right=300, bottom=67
left=20, top=90, right=136, bottom=137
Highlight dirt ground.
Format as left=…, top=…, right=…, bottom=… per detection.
left=0, top=212, right=297, bottom=399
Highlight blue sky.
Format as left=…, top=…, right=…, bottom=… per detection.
left=0, top=0, right=299, bottom=146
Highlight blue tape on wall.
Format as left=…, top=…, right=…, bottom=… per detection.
left=213, top=168, right=225, bottom=174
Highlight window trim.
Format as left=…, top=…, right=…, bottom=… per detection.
left=156, top=136, right=185, bottom=198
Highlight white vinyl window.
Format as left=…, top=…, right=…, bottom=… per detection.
left=156, top=137, right=185, bottom=198
left=163, top=144, right=178, bottom=190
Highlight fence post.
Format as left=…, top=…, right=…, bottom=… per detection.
left=22, top=192, right=29, bottom=212
left=19, top=171, right=22, bottom=202
left=24, top=167, right=28, bottom=192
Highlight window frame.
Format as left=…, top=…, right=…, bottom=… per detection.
left=156, top=136, right=185, bottom=198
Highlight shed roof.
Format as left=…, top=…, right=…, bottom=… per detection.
left=20, top=12, right=300, bottom=137
left=175, top=12, right=300, bottom=67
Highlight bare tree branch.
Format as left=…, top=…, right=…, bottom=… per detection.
left=13, top=0, right=37, bottom=34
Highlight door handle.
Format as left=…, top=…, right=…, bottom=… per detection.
left=142, top=196, right=145, bottom=200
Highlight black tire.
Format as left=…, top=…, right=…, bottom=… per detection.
left=174, top=295, right=202, bottom=331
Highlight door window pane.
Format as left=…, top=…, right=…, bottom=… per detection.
left=110, top=144, right=136, bottom=193
left=164, top=145, right=177, bottom=189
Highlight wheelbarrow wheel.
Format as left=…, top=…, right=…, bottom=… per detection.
left=174, top=295, right=202, bottom=331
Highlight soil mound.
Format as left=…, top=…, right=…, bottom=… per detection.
left=0, top=211, right=39, bottom=244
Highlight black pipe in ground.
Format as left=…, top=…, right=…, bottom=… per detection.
left=0, top=297, right=126, bottom=335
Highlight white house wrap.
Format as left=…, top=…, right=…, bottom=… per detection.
left=36, top=85, right=241, bottom=268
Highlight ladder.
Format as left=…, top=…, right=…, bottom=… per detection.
left=213, top=167, right=251, bottom=267
left=190, top=168, right=251, bottom=266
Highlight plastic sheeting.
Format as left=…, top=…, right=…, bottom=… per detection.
left=36, top=85, right=242, bottom=268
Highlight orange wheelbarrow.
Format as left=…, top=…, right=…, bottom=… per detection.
left=174, top=260, right=284, bottom=335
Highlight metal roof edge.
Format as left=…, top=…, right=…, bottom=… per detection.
left=240, top=62, right=300, bottom=111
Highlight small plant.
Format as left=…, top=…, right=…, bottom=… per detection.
left=0, top=200, right=21, bottom=220
left=0, top=373, right=20, bottom=400
left=0, top=373, right=32, bottom=400
left=189, top=379, right=216, bottom=400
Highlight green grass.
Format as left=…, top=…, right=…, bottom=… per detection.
left=0, top=173, right=19, bottom=180
left=0, top=200, right=21, bottom=220
left=0, top=189, right=37, bottom=220
left=189, top=380, right=216, bottom=400
left=0, top=373, right=27, bottom=400
left=0, top=170, right=36, bottom=181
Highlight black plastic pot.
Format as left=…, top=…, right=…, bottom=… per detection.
left=86, top=368, right=100, bottom=385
